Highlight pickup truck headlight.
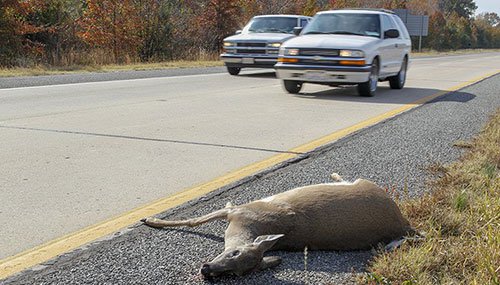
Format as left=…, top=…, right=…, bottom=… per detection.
left=267, top=42, right=282, bottom=48
left=339, top=50, right=364, bottom=58
left=223, top=42, right=236, bottom=47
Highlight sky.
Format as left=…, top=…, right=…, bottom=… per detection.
left=474, top=0, right=500, bottom=15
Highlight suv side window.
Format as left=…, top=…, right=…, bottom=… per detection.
left=300, top=18, right=309, bottom=27
left=393, top=15, right=410, bottom=39
left=382, top=14, right=400, bottom=38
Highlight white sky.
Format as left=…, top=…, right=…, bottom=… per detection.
left=474, top=0, right=500, bottom=15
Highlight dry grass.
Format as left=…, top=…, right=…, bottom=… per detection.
left=412, top=48, right=500, bottom=58
left=361, top=109, right=500, bottom=285
left=0, top=60, right=223, bottom=78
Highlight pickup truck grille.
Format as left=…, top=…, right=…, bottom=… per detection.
left=237, top=42, right=267, bottom=47
left=236, top=49, right=267, bottom=54
left=299, top=49, right=340, bottom=57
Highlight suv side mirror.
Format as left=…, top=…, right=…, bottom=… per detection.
left=293, top=27, right=303, bottom=36
left=384, top=29, right=399, bottom=39
left=235, top=30, right=242, bottom=35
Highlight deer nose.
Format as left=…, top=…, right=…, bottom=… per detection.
left=200, top=264, right=211, bottom=277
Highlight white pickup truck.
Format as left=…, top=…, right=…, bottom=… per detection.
left=275, top=9, right=411, bottom=96
left=220, top=15, right=311, bottom=75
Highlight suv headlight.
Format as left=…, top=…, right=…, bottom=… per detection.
left=280, top=48, right=299, bottom=56
left=339, top=50, right=364, bottom=58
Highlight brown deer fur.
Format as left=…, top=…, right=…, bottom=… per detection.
left=143, top=175, right=412, bottom=277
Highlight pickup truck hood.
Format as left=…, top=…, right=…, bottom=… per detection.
left=283, top=34, right=379, bottom=49
left=224, top=33, right=294, bottom=43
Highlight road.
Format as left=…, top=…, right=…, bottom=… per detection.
left=0, top=53, right=499, bottom=281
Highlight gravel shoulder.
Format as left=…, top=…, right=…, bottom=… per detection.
left=3, top=74, right=500, bottom=285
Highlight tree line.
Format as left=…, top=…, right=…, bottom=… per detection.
left=0, top=0, right=499, bottom=67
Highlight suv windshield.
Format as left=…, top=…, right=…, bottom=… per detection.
left=302, top=13, right=381, bottom=38
left=245, top=17, right=298, bottom=34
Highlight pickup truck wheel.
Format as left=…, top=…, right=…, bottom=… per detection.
left=358, top=58, right=379, bottom=97
left=389, top=57, right=407, bottom=89
left=283, top=80, right=303, bottom=94
left=227, top=66, right=241, bottom=76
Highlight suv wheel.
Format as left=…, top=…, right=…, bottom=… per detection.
left=358, top=58, right=379, bottom=97
left=227, top=66, right=241, bottom=76
left=283, top=80, right=303, bottom=94
left=389, top=57, right=407, bottom=89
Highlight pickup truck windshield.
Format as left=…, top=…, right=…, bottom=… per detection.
left=246, top=17, right=298, bottom=34
left=303, top=13, right=381, bottom=38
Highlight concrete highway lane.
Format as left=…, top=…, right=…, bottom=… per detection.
left=0, top=53, right=499, bottom=277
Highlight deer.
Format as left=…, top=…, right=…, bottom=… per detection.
left=142, top=173, right=414, bottom=278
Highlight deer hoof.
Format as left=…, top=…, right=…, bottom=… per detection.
left=330, top=172, right=343, bottom=182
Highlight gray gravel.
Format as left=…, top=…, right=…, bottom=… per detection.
left=0, top=67, right=226, bottom=89
left=3, top=74, right=500, bottom=285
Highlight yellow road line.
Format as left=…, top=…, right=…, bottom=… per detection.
left=1, top=70, right=498, bottom=280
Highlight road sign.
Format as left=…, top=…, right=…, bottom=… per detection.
left=394, top=9, right=429, bottom=51
left=394, top=9, right=429, bottom=37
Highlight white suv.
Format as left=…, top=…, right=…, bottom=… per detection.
left=275, top=9, right=411, bottom=96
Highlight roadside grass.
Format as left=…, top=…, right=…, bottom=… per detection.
left=412, top=48, right=500, bottom=58
left=0, top=60, right=223, bottom=77
left=361, top=109, right=500, bottom=285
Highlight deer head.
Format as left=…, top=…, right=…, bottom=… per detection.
left=199, top=234, right=284, bottom=278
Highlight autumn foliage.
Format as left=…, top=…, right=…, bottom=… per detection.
left=0, top=0, right=499, bottom=67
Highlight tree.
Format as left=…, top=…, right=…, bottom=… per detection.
left=19, top=0, right=84, bottom=65
left=197, top=0, right=241, bottom=52
left=77, top=0, right=143, bottom=63
left=477, top=12, right=500, bottom=27
left=138, top=0, right=174, bottom=61
left=438, top=0, right=477, bottom=18
left=0, top=0, right=23, bottom=65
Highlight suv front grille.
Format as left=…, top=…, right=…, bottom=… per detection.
left=299, top=59, right=339, bottom=66
left=299, top=49, right=340, bottom=57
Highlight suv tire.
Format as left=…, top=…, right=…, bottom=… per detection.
left=227, top=66, right=241, bottom=76
left=389, top=57, right=407, bottom=89
left=358, top=58, right=379, bottom=97
left=283, top=80, right=303, bottom=94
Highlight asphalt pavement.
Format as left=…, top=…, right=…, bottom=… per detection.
left=2, top=72, right=499, bottom=284
left=0, top=67, right=226, bottom=89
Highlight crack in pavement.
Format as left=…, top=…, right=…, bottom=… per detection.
left=0, top=125, right=303, bottom=155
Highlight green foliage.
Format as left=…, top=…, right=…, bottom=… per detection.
left=0, top=0, right=23, bottom=66
left=139, top=1, right=174, bottom=61
left=438, top=0, right=477, bottom=18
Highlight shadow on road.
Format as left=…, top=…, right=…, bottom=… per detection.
left=293, top=87, right=476, bottom=105
left=238, top=71, right=276, bottom=79
left=235, top=70, right=477, bottom=105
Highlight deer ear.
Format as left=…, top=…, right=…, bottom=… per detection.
left=253, top=234, right=284, bottom=252
left=258, top=256, right=282, bottom=271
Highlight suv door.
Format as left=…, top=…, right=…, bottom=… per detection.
left=380, top=14, right=401, bottom=75
left=392, top=15, right=411, bottom=63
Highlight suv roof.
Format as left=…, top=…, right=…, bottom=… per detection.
left=318, top=9, right=395, bottom=15
left=254, top=14, right=311, bottom=18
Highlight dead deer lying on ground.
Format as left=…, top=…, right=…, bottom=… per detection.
left=142, top=173, right=414, bottom=278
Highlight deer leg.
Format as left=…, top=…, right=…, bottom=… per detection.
left=142, top=208, right=231, bottom=228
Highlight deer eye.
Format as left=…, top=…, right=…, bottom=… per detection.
left=228, top=250, right=241, bottom=258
